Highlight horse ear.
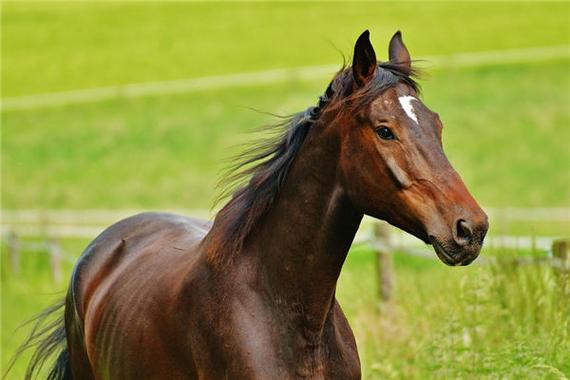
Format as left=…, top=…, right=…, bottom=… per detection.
left=352, top=30, right=377, bottom=87
left=388, top=31, right=411, bottom=75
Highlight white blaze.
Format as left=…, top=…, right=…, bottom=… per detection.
left=398, top=95, right=419, bottom=124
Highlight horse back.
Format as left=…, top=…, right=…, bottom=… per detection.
left=67, top=212, right=211, bottom=378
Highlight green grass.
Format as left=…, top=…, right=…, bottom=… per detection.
left=1, top=239, right=81, bottom=379
left=2, top=2, right=568, bottom=96
left=338, top=247, right=570, bottom=379
left=2, top=243, right=569, bottom=379
left=2, top=2, right=569, bottom=210
left=3, top=59, right=569, bottom=210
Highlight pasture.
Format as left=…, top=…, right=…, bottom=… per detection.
left=3, top=242, right=569, bottom=379
left=2, top=2, right=569, bottom=379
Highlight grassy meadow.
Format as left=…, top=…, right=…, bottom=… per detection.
left=3, top=243, right=569, bottom=379
left=2, top=2, right=569, bottom=379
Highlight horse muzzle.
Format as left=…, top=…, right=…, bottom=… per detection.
left=429, top=215, right=489, bottom=266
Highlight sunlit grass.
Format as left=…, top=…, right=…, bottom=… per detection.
left=339, top=247, right=570, bottom=379
left=3, top=243, right=568, bottom=379
left=3, top=60, right=569, bottom=210
left=2, top=2, right=568, bottom=96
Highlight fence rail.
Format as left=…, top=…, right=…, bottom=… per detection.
left=2, top=208, right=568, bottom=289
left=3, top=44, right=569, bottom=112
left=2, top=207, right=568, bottom=224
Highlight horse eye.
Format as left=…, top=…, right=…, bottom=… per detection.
left=376, top=127, right=395, bottom=140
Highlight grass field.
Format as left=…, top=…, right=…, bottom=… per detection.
left=2, top=244, right=569, bottom=379
left=2, top=2, right=569, bottom=379
left=3, top=2, right=568, bottom=96
left=3, top=59, right=570, bottom=210
left=2, top=2, right=570, bottom=210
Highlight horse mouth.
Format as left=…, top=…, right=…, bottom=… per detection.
left=429, top=236, right=476, bottom=266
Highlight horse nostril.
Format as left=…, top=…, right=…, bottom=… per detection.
left=455, top=219, right=473, bottom=245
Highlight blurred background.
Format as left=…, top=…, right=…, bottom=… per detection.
left=2, top=2, right=569, bottom=379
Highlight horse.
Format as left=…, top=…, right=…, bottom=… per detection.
left=9, top=30, right=488, bottom=380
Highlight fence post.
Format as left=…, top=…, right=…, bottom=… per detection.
left=374, top=222, right=394, bottom=303
left=48, top=238, right=63, bottom=284
left=7, top=231, right=20, bottom=274
left=552, top=239, right=570, bottom=273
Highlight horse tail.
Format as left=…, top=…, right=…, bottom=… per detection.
left=4, top=299, right=72, bottom=380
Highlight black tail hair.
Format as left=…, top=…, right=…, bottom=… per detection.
left=3, top=299, right=72, bottom=380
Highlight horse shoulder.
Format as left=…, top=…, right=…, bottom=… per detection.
left=175, top=258, right=287, bottom=379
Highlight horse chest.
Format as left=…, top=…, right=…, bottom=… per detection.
left=288, top=338, right=360, bottom=380
left=202, top=300, right=361, bottom=380
left=214, top=330, right=359, bottom=380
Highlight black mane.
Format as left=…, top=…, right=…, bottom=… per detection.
left=208, top=62, right=419, bottom=265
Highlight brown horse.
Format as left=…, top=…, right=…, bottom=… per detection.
left=10, top=30, right=488, bottom=380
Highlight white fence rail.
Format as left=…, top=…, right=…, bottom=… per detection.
left=2, top=209, right=568, bottom=286
left=3, top=207, right=568, bottom=225
left=2, top=207, right=568, bottom=253
left=2, top=45, right=569, bottom=112
left=2, top=208, right=568, bottom=246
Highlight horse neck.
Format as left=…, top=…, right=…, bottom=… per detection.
left=244, top=124, right=363, bottom=332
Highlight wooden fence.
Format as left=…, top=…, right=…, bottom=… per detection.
left=2, top=209, right=569, bottom=291
left=369, top=223, right=569, bottom=303
left=3, top=220, right=568, bottom=293
left=4, top=234, right=74, bottom=284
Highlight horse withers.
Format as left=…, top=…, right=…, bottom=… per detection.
left=9, top=30, right=488, bottom=380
